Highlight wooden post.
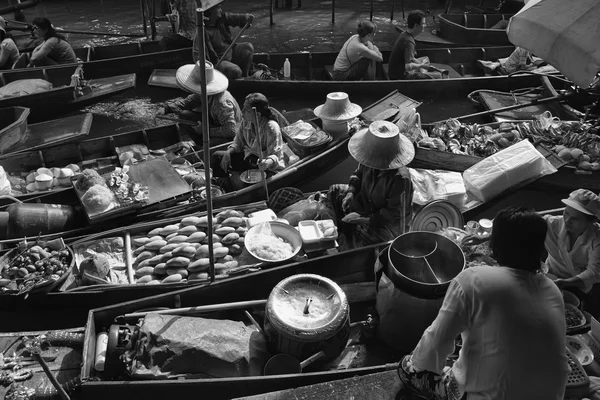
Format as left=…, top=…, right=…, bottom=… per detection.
left=390, top=0, right=395, bottom=22
left=140, top=0, right=148, bottom=36
left=270, top=0, right=274, bottom=26
left=196, top=3, right=217, bottom=283
left=150, top=0, right=157, bottom=40
left=370, top=0, right=373, bottom=21
left=332, top=0, right=335, bottom=24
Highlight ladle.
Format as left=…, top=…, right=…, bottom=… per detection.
left=263, top=351, right=325, bottom=376
left=391, top=241, right=442, bottom=283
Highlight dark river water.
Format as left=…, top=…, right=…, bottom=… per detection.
left=9, top=0, right=567, bottom=218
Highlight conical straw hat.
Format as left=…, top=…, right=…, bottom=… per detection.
left=348, top=121, right=415, bottom=170
left=176, top=61, right=229, bottom=96
left=314, top=92, right=362, bottom=121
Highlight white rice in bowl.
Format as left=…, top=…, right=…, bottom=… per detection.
left=247, top=232, right=294, bottom=261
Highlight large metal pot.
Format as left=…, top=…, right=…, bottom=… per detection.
left=263, top=274, right=350, bottom=362
left=386, top=231, right=465, bottom=299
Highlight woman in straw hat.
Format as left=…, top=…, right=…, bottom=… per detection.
left=211, top=93, right=287, bottom=189
left=332, top=20, right=383, bottom=81
left=327, top=120, right=414, bottom=248
left=158, top=61, right=242, bottom=147
left=0, top=17, right=19, bottom=70
left=464, top=188, right=600, bottom=316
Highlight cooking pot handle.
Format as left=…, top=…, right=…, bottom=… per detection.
left=374, top=245, right=390, bottom=293
left=0, top=195, right=23, bottom=204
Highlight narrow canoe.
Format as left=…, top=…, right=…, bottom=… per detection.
left=436, top=13, right=513, bottom=46
left=9, top=40, right=193, bottom=79
left=0, top=106, right=93, bottom=155
left=541, top=75, right=600, bottom=121
left=148, top=46, right=555, bottom=100
left=0, top=64, right=136, bottom=122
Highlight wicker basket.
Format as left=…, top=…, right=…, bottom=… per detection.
left=0, top=242, right=74, bottom=296
left=282, top=122, right=332, bottom=159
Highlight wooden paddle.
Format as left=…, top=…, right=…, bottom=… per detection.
left=156, top=114, right=197, bottom=126
left=124, top=231, right=134, bottom=284
left=5, top=20, right=146, bottom=38
left=123, top=299, right=268, bottom=319
left=253, top=107, right=269, bottom=200
left=216, top=21, right=251, bottom=67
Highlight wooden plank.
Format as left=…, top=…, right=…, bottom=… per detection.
left=231, top=370, right=403, bottom=400
left=127, top=158, right=192, bottom=206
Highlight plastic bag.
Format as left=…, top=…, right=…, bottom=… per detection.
left=463, top=139, right=557, bottom=202
left=0, top=166, right=11, bottom=195
left=395, top=108, right=425, bottom=143
left=0, top=79, right=53, bottom=99
left=277, top=193, right=320, bottom=226
left=408, top=168, right=466, bottom=209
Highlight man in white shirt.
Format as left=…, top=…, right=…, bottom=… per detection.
left=397, top=206, right=569, bottom=400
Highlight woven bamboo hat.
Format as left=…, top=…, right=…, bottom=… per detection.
left=314, top=92, right=362, bottom=121
left=176, top=61, right=228, bottom=96
left=348, top=121, right=415, bottom=170
left=562, top=189, right=600, bottom=219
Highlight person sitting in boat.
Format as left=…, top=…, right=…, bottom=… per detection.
left=388, top=10, right=446, bottom=80
left=477, top=46, right=541, bottom=75
left=193, top=4, right=254, bottom=80
left=331, top=20, right=383, bottom=81
left=327, top=120, right=414, bottom=249
left=211, top=92, right=286, bottom=190
left=157, top=61, right=241, bottom=148
left=398, top=206, right=569, bottom=400
left=27, top=17, right=77, bottom=67
left=0, top=17, right=19, bottom=70
left=157, top=0, right=197, bottom=50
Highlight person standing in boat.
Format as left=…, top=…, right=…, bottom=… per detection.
left=327, top=120, right=414, bottom=249
left=211, top=93, right=287, bottom=190
left=331, top=20, right=383, bottom=81
left=157, top=0, right=197, bottom=50
left=157, top=61, right=242, bottom=148
left=193, top=4, right=254, bottom=80
left=0, top=17, right=19, bottom=70
left=27, top=17, right=77, bottom=67
left=388, top=10, right=445, bottom=80
left=398, top=206, right=569, bottom=400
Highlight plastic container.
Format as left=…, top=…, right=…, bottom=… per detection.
left=0, top=203, right=78, bottom=240
left=283, top=58, right=291, bottom=78
left=94, top=329, right=108, bottom=372
left=246, top=209, right=277, bottom=228
left=298, top=220, right=322, bottom=244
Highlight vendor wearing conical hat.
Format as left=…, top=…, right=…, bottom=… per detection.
left=327, top=120, right=414, bottom=248
left=158, top=61, right=242, bottom=147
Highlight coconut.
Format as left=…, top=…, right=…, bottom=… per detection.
left=26, top=172, right=37, bottom=183
left=51, top=167, right=62, bottom=178
left=37, top=167, right=53, bottom=177
left=79, top=254, right=111, bottom=285
left=58, top=168, right=74, bottom=178
left=66, top=163, right=81, bottom=173
left=578, top=161, right=592, bottom=170
left=570, top=148, right=584, bottom=160
left=558, top=148, right=572, bottom=161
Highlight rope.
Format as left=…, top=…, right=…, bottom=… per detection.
left=467, top=87, right=544, bottom=105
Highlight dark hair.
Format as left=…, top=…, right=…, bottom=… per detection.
left=32, top=17, right=68, bottom=42
left=490, top=206, right=548, bottom=272
left=357, top=20, right=377, bottom=38
left=245, top=93, right=274, bottom=120
left=406, top=10, right=426, bottom=29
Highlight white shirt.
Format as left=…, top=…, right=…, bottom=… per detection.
left=333, top=34, right=370, bottom=72
left=411, top=266, right=569, bottom=400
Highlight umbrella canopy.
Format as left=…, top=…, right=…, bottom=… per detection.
left=507, top=0, right=600, bottom=88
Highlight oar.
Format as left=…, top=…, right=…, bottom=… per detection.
left=216, top=21, right=251, bottom=67
left=253, top=107, right=269, bottom=200
left=123, top=299, right=268, bottom=319
left=56, top=29, right=146, bottom=38
left=156, top=114, right=197, bottom=126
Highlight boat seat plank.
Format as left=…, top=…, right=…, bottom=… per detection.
left=148, top=68, right=179, bottom=88
left=231, top=370, right=403, bottom=400
left=382, top=63, right=461, bottom=79
left=75, top=46, right=91, bottom=62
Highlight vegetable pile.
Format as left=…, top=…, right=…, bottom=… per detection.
left=131, top=208, right=251, bottom=285
left=419, top=114, right=600, bottom=171
left=0, top=244, right=72, bottom=294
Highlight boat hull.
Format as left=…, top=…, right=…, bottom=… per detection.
left=437, top=14, right=513, bottom=46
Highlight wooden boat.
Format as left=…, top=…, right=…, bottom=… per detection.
left=436, top=14, right=512, bottom=46
left=412, top=121, right=597, bottom=193
left=9, top=40, right=193, bottom=79
left=0, top=106, right=93, bottom=155
left=148, top=46, right=554, bottom=100
left=541, top=75, right=600, bottom=120
left=0, top=64, right=136, bottom=122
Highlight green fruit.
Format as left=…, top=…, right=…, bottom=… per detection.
left=558, top=148, right=572, bottom=161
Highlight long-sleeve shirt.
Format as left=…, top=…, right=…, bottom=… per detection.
left=164, top=90, right=241, bottom=139
left=167, top=0, right=197, bottom=40
left=228, top=117, right=284, bottom=172
left=193, top=12, right=251, bottom=64
left=347, top=165, right=412, bottom=234
left=544, top=215, right=600, bottom=292
left=411, top=266, right=569, bottom=400
left=0, top=38, right=19, bottom=69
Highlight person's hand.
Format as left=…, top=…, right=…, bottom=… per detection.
left=258, top=158, right=274, bottom=171
left=246, top=14, right=254, bottom=24
left=166, top=13, right=177, bottom=23
left=460, top=234, right=488, bottom=247
left=220, top=151, right=232, bottom=173
left=342, top=212, right=369, bottom=224
left=553, top=278, right=567, bottom=289
left=156, top=108, right=166, bottom=116
left=342, top=192, right=354, bottom=213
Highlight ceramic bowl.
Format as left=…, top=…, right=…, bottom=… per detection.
left=566, top=336, right=594, bottom=366
left=35, top=173, right=54, bottom=190
left=36, top=167, right=53, bottom=177
left=245, top=221, right=303, bottom=263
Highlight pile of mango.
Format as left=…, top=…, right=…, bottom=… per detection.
left=131, top=209, right=249, bottom=285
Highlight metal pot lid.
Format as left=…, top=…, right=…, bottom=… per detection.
left=266, top=274, right=349, bottom=341
left=411, top=200, right=464, bottom=232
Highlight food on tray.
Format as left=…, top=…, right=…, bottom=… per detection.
left=565, top=305, right=585, bottom=329
left=246, top=232, right=294, bottom=261
left=75, top=169, right=106, bottom=192
left=79, top=254, right=111, bottom=284
left=0, top=242, right=72, bottom=294
left=108, top=166, right=149, bottom=205
left=82, top=184, right=115, bottom=214
left=283, top=120, right=330, bottom=147
left=317, top=219, right=338, bottom=238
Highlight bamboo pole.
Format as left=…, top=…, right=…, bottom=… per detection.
left=196, top=5, right=216, bottom=283
left=124, top=299, right=268, bottom=319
